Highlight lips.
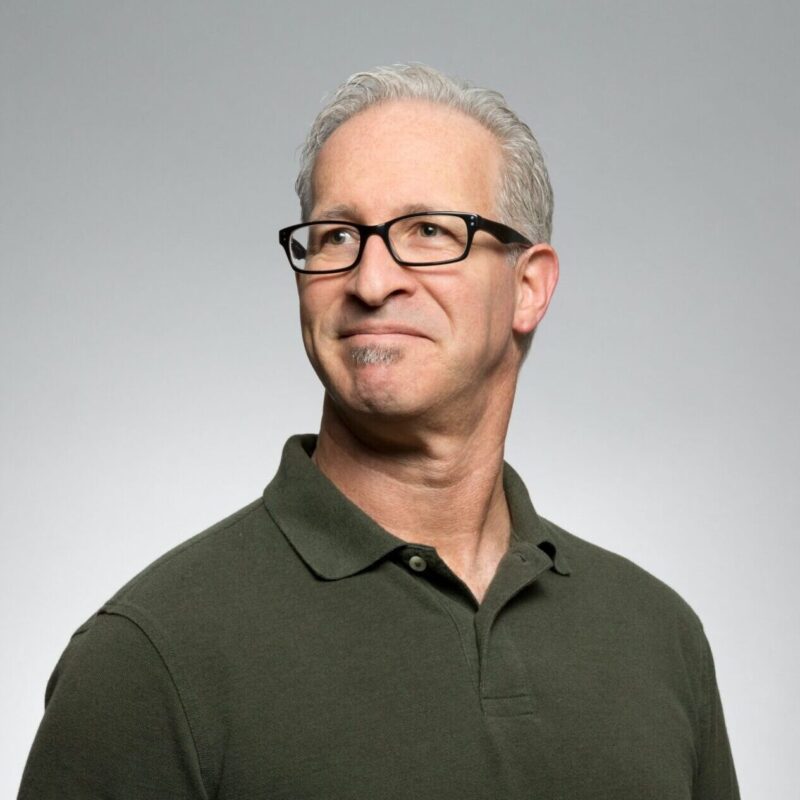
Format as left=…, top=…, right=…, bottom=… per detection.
left=339, top=325, right=427, bottom=339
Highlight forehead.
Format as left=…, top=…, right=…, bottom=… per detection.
left=311, top=99, right=504, bottom=220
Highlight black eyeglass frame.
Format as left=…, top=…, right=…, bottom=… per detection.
left=278, top=211, right=533, bottom=275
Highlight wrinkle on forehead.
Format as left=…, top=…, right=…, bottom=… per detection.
left=315, top=202, right=453, bottom=223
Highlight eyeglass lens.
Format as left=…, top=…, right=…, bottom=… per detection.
left=288, top=214, right=470, bottom=271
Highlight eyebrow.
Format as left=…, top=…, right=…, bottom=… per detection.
left=315, top=204, right=358, bottom=221
left=313, top=203, right=442, bottom=222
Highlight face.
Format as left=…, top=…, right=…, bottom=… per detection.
left=297, top=99, right=537, bottom=427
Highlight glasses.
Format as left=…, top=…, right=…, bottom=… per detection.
left=278, top=212, right=533, bottom=274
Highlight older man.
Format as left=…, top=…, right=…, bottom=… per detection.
left=19, top=65, right=739, bottom=799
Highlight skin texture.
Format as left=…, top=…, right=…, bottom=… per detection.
left=297, top=99, right=559, bottom=601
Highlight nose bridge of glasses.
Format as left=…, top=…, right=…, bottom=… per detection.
left=358, top=221, right=399, bottom=265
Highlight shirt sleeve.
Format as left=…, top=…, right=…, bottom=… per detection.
left=17, top=611, right=208, bottom=799
left=693, top=632, right=740, bottom=800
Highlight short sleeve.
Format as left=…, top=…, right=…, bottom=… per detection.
left=693, top=633, right=740, bottom=800
left=17, top=611, right=207, bottom=799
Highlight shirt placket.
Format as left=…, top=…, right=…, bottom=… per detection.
left=397, top=541, right=555, bottom=715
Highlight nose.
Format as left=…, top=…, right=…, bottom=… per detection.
left=346, top=230, right=417, bottom=307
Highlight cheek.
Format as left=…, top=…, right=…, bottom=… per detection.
left=457, top=274, right=516, bottom=348
left=297, top=295, right=314, bottom=331
left=298, top=282, right=331, bottom=334
left=297, top=288, right=329, bottom=365
left=298, top=273, right=352, bottom=328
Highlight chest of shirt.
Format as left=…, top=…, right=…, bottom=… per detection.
left=171, top=561, right=698, bottom=799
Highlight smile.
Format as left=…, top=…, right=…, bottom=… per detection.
left=339, top=326, right=427, bottom=339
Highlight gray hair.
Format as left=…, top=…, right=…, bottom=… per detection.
left=296, top=63, right=553, bottom=244
left=295, top=63, right=554, bottom=355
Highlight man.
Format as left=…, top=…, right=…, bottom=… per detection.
left=18, top=64, right=739, bottom=799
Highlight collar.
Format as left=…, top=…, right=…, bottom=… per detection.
left=263, top=434, right=571, bottom=580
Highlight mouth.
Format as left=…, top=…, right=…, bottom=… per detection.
left=339, top=326, right=427, bottom=340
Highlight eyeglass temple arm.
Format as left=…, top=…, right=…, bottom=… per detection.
left=476, top=217, right=533, bottom=246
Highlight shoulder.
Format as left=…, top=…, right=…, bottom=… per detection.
left=110, top=498, right=266, bottom=598
left=540, top=515, right=706, bottom=639
left=97, top=497, right=296, bottom=637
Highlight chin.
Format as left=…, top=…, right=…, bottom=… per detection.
left=327, top=366, right=429, bottom=419
left=350, top=375, right=423, bottom=417
left=316, top=343, right=447, bottom=418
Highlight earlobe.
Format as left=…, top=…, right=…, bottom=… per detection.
left=512, top=244, right=559, bottom=335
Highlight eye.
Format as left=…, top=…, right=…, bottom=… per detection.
left=419, top=222, right=442, bottom=238
left=325, top=228, right=356, bottom=246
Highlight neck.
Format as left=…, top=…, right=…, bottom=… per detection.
left=312, top=389, right=517, bottom=602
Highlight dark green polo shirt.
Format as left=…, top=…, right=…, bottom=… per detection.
left=18, top=434, right=739, bottom=799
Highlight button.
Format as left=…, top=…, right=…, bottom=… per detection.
left=408, top=555, right=427, bottom=572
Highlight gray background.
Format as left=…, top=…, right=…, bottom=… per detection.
left=2, top=1, right=797, bottom=796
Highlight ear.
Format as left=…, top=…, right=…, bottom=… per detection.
left=512, top=243, right=559, bottom=336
